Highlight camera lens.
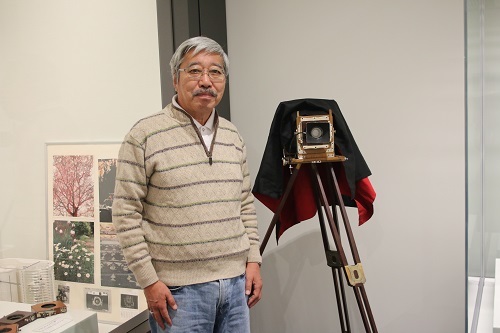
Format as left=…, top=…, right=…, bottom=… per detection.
left=309, top=127, right=323, bottom=139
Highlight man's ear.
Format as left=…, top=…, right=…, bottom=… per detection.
left=173, top=76, right=178, bottom=92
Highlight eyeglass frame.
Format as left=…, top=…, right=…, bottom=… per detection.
left=177, top=66, right=227, bottom=82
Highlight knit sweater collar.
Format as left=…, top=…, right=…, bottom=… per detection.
left=169, top=95, right=216, bottom=130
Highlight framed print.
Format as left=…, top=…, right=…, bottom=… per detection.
left=47, top=143, right=145, bottom=324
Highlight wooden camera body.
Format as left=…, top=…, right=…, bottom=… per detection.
left=285, top=110, right=346, bottom=165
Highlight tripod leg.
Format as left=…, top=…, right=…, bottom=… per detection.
left=311, top=166, right=351, bottom=333
left=359, top=285, right=378, bottom=333
left=311, top=164, right=378, bottom=333
left=259, top=164, right=302, bottom=255
left=322, top=167, right=352, bottom=332
left=332, top=266, right=351, bottom=333
left=353, top=287, right=372, bottom=333
left=309, top=164, right=349, bottom=267
left=317, top=209, right=350, bottom=331
left=326, top=165, right=361, bottom=264
left=326, top=165, right=378, bottom=333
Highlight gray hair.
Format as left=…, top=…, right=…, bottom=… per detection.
left=170, top=36, right=229, bottom=81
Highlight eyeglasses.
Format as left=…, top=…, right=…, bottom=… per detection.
left=178, top=66, right=226, bottom=82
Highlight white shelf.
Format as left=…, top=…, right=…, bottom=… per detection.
left=0, top=301, right=98, bottom=333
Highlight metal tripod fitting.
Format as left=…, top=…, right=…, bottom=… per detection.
left=345, top=263, right=366, bottom=286
left=325, top=249, right=342, bottom=268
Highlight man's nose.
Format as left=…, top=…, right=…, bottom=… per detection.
left=199, top=72, right=212, bottom=86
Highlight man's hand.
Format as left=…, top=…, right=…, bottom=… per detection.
left=245, top=262, right=262, bottom=308
left=144, top=280, right=178, bottom=329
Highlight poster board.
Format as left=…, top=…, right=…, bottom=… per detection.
left=46, top=143, right=146, bottom=324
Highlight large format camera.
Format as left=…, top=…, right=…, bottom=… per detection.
left=283, top=110, right=346, bottom=165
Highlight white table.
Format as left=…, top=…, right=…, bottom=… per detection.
left=0, top=301, right=98, bottom=333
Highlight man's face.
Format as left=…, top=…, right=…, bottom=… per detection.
left=173, top=50, right=226, bottom=117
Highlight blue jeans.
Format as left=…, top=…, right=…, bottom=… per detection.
left=149, top=274, right=250, bottom=333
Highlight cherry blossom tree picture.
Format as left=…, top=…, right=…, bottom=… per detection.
left=53, top=155, right=94, bottom=217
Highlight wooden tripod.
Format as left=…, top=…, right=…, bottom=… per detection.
left=259, top=162, right=378, bottom=333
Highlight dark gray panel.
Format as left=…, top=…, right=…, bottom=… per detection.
left=156, top=0, right=175, bottom=108
left=199, top=0, right=227, bottom=49
left=170, top=0, right=231, bottom=120
left=199, top=0, right=230, bottom=120
left=172, top=0, right=200, bottom=49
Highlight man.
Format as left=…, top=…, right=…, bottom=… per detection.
left=112, top=36, right=262, bottom=333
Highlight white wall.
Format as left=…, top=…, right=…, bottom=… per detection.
left=226, top=1, right=466, bottom=332
left=0, top=0, right=162, bottom=259
left=0, top=0, right=466, bottom=331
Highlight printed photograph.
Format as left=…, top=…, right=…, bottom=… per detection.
left=100, top=223, right=140, bottom=289
left=120, top=294, right=139, bottom=310
left=53, top=220, right=95, bottom=284
left=52, top=155, right=94, bottom=217
left=56, top=284, right=70, bottom=303
left=85, top=289, right=110, bottom=312
left=98, top=158, right=117, bottom=222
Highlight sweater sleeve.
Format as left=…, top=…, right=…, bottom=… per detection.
left=240, top=140, right=262, bottom=265
left=112, top=130, right=159, bottom=289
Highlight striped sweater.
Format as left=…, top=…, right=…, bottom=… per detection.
left=112, top=104, right=261, bottom=288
